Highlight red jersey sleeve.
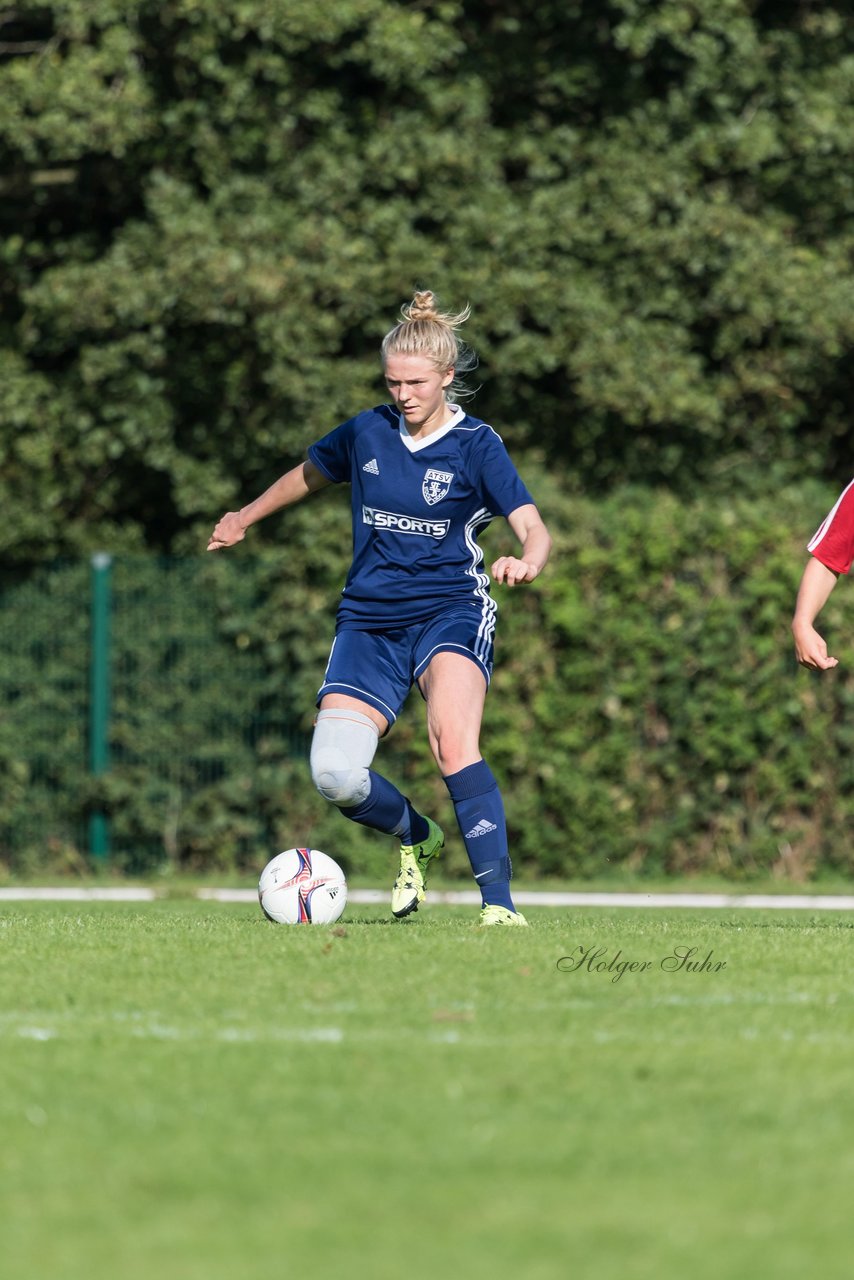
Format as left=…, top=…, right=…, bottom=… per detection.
left=808, top=479, right=854, bottom=574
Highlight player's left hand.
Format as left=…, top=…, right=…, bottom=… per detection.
left=491, top=556, right=540, bottom=586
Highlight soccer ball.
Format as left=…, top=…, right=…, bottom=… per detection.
left=258, top=848, right=347, bottom=925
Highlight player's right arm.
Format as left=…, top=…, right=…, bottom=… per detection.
left=792, top=557, right=840, bottom=670
left=207, top=459, right=330, bottom=550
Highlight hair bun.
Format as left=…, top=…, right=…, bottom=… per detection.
left=402, top=291, right=438, bottom=322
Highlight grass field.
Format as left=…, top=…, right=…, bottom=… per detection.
left=2, top=896, right=852, bottom=1280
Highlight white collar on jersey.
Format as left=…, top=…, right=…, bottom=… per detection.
left=397, top=403, right=465, bottom=452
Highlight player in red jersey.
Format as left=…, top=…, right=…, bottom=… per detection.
left=791, top=480, right=854, bottom=669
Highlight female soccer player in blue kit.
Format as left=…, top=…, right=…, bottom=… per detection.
left=208, top=292, right=552, bottom=925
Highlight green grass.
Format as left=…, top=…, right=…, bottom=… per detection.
left=2, top=898, right=853, bottom=1279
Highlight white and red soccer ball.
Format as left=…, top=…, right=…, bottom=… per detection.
left=258, top=848, right=347, bottom=925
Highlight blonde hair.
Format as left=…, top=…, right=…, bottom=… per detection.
left=381, top=290, right=478, bottom=401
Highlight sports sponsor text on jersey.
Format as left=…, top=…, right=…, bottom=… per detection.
left=362, top=505, right=450, bottom=539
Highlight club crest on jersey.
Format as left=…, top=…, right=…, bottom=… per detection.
left=422, top=469, right=454, bottom=505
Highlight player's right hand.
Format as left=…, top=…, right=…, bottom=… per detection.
left=207, top=512, right=246, bottom=551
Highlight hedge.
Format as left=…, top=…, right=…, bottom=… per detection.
left=2, top=476, right=851, bottom=883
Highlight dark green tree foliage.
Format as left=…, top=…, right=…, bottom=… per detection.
left=1, top=1, right=853, bottom=566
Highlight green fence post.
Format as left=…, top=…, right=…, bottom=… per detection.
left=89, top=552, right=112, bottom=861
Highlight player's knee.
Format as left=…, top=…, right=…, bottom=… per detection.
left=309, top=707, right=380, bottom=809
left=312, top=763, right=371, bottom=808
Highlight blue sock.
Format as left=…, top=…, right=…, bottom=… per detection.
left=340, top=770, right=429, bottom=843
left=444, top=760, right=516, bottom=911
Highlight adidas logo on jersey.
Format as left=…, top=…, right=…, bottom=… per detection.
left=363, top=458, right=379, bottom=475
left=465, top=818, right=498, bottom=839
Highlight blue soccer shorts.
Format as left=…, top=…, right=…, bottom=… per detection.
left=316, top=605, right=495, bottom=726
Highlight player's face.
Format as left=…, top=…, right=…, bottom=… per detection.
left=383, top=354, right=454, bottom=434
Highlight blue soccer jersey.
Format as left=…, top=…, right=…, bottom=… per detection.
left=307, top=403, right=535, bottom=627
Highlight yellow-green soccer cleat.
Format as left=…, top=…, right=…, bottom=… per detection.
left=391, top=818, right=444, bottom=918
left=479, top=905, right=529, bottom=927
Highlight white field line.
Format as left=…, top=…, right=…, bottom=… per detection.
left=0, top=887, right=157, bottom=901
left=3, top=886, right=854, bottom=910
left=202, top=888, right=854, bottom=910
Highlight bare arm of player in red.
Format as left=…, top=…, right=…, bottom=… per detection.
left=491, top=503, right=552, bottom=586
left=207, top=459, right=330, bottom=550
left=792, top=557, right=840, bottom=670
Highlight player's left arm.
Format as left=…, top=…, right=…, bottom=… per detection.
left=491, top=504, right=552, bottom=586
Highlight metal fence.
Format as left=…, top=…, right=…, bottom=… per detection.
left=1, top=555, right=310, bottom=871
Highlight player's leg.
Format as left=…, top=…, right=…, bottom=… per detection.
left=417, top=649, right=526, bottom=925
left=311, top=693, right=428, bottom=843
left=311, top=634, right=442, bottom=912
